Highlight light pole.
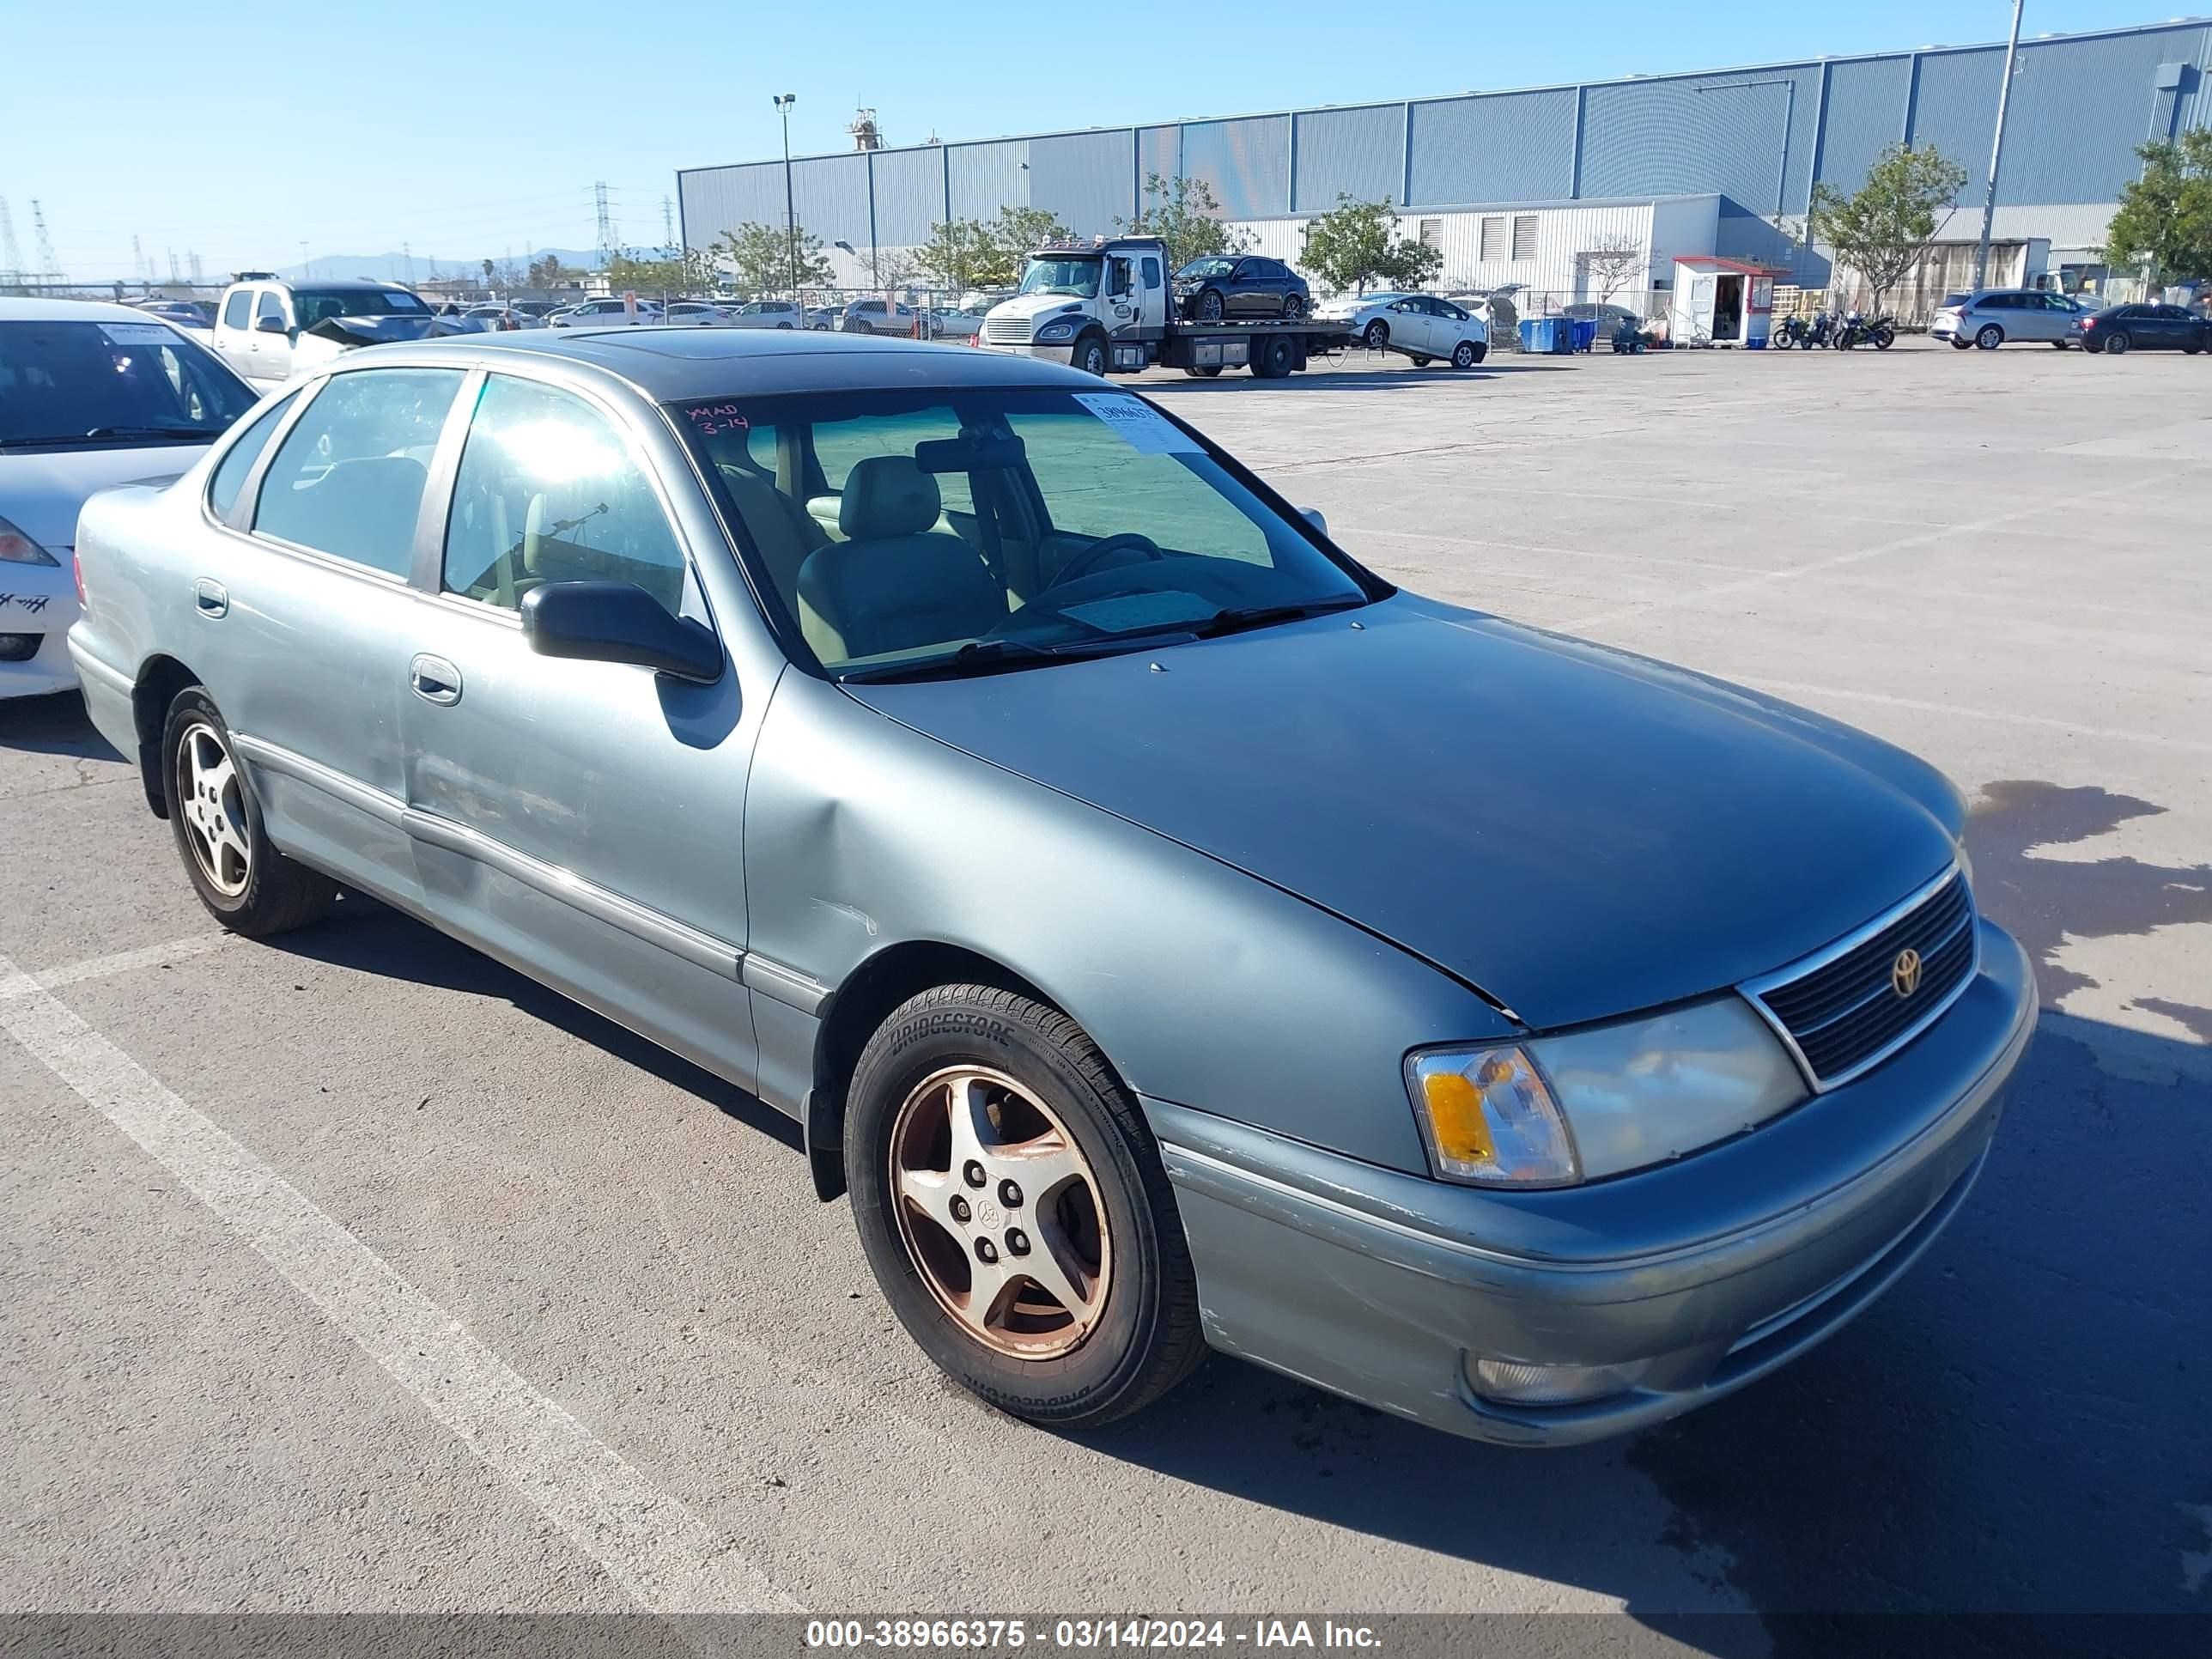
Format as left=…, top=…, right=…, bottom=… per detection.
left=1696, top=78, right=1797, bottom=268
left=773, top=93, right=798, bottom=293
left=1973, top=0, right=2027, bottom=290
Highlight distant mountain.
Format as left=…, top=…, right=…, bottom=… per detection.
left=275, top=246, right=608, bottom=283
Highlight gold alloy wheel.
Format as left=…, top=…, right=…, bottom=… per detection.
left=177, top=720, right=252, bottom=896
left=889, top=1065, right=1112, bottom=1359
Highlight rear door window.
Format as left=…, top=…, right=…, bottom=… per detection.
left=252, top=368, right=467, bottom=576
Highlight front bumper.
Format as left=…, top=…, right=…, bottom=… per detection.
left=1151, top=919, right=2036, bottom=1447
left=976, top=339, right=1073, bottom=364
left=0, top=570, right=81, bottom=699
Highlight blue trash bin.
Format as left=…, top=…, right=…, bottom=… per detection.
left=1571, top=319, right=1599, bottom=353
left=1519, top=317, right=1571, bottom=354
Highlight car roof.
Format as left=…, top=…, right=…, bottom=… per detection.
left=0, top=295, right=195, bottom=325
left=340, top=325, right=1103, bottom=398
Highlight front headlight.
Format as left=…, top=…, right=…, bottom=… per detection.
left=1408, top=996, right=1808, bottom=1188
left=1035, top=321, right=1075, bottom=343
left=0, top=514, right=60, bottom=567
left=1526, top=996, right=1808, bottom=1180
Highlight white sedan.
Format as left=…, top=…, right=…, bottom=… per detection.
left=1, top=298, right=260, bottom=698
left=1316, top=291, right=1489, bottom=368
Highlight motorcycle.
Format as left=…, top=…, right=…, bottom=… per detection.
left=1834, top=311, right=1897, bottom=350
left=1771, top=313, right=1809, bottom=349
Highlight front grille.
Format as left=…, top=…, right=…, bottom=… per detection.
left=1747, top=871, right=1977, bottom=1087
left=984, top=316, right=1031, bottom=344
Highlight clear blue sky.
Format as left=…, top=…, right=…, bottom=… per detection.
left=3, top=1, right=2181, bottom=279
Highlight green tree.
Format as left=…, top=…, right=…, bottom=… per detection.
left=1808, top=142, right=1969, bottom=315
left=988, top=204, right=1073, bottom=274
left=915, top=218, right=1002, bottom=290
left=526, top=253, right=583, bottom=289
left=1297, top=195, right=1441, bottom=295
left=710, top=221, right=834, bottom=293
left=1117, top=173, right=1251, bottom=273
left=2100, top=130, right=2212, bottom=286
left=604, top=246, right=720, bottom=298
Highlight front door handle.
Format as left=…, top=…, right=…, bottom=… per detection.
left=409, top=653, right=462, bottom=705
left=193, top=579, right=228, bottom=617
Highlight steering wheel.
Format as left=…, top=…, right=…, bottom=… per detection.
left=1045, top=532, right=1165, bottom=592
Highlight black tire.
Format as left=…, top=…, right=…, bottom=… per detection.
left=1072, top=334, right=1109, bottom=377
left=1195, top=289, right=1225, bottom=322
left=1950, top=337, right=1972, bottom=349
left=1771, top=331, right=1794, bottom=349
left=2051, top=340, right=2071, bottom=349
left=1469, top=342, right=1487, bottom=364
left=1409, top=353, right=1431, bottom=368
left=1182, top=364, right=1223, bottom=378
left=775, top=321, right=793, bottom=330
left=2105, top=331, right=2131, bottom=356
left=2185, top=343, right=2203, bottom=356
left=1282, top=294, right=1306, bottom=319
left=1975, top=325, right=2002, bottom=349
left=1450, top=339, right=1478, bottom=369
left=161, top=687, right=334, bottom=936
left=844, top=985, right=1205, bottom=1429
left=1249, top=334, right=1295, bottom=378
left=1362, top=319, right=1389, bottom=349
left=1872, top=326, right=1895, bottom=349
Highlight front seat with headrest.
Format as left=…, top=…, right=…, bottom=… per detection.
left=796, top=456, right=1004, bottom=663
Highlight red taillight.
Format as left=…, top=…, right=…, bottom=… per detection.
left=2080, top=317, right=2096, bottom=329
left=73, top=550, right=87, bottom=605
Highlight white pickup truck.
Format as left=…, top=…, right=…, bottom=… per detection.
left=211, top=275, right=437, bottom=385
left=978, top=236, right=1353, bottom=378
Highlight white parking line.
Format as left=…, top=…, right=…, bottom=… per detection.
left=0, top=934, right=231, bottom=996
left=0, top=950, right=801, bottom=1616
left=1736, top=678, right=2212, bottom=757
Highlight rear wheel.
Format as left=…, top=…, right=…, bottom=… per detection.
left=1772, top=331, right=1795, bottom=349
left=1282, top=294, right=1307, bottom=319
left=844, top=986, right=1205, bottom=1428
left=1950, top=337, right=1972, bottom=349
left=1182, top=364, right=1223, bottom=378
left=1871, top=326, right=1895, bottom=349
left=1249, top=334, right=1296, bottom=378
left=1975, top=325, right=2002, bottom=349
left=1409, top=353, right=1431, bottom=368
left=161, top=688, right=335, bottom=936
left=1450, top=339, right=1479, bottom=369
left=2105, top=331, right=2131, bottom=356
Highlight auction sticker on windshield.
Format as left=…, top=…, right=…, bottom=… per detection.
left=1073, top=392, right=1200, bottom=456
left=100, top=323, right=183, bottom=345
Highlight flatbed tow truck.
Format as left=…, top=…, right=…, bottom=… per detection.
left=974, top=236, right=1352, bottom=378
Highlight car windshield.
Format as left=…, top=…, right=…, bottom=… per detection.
left=0, top=319, right=257, bottom=446
left=1177, top=258, right=1235, bottom=280
left=291, top=288, right=428, bottom=324
left=676, top=386, right=1375, bottom=680
left=1018, top=257, right=1102, bottom=299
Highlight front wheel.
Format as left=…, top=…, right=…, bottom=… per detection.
left=1950, top=337, right=1972, bottom=349
left=1409, top=353, right=1431, bottom=368
left=1450, top=339, right=1479, bottom=369
left=161, top=688, right=335, bottom=936
left=844, top=986, right=1205, bottom=1429
left=1072, top=335, right=1109, bottom=376
left=1195, top=290, right=1225, bottom=322
left=1362, top=319, right=1389, bottom=349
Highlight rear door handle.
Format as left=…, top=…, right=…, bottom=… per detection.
left=409, top=653, right=461, bottom=705
left=192, top=579, right=228, bottom=617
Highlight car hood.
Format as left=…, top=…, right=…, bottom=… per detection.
left=843, top=595, right=1964, bottom=1030
left=3, top=447, right=204, bottom=549
left=988, top=295, right=1092, bottom=324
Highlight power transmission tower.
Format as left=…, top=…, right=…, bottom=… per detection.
left=167, top=247, right=180, bottom=283
left=0, top=198, right=22, bottom=291
left=30, top=200, right=58, bottom=287
left=594, top=181, right=617, bottom=266
left=401, top=241, right=415, bottom=284
left=131, top=234, right=146, bottom=284
left=187, top=251, right=204, bottom=283
left=661, top=194, right=675, bottom=255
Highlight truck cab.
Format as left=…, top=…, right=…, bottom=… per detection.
left=980, top=238, right=1170, bottom=375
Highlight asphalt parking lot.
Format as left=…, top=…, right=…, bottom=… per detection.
left=3, top=338, right=2208, bottom=1654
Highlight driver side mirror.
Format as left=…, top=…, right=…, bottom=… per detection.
left=520, top=581, right=724, bottom=683
left=255, top=315, right=289, bottom=335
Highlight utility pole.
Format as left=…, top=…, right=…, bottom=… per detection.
left=131, top=234, right=146, bottom=285
left=30, top=201, right=58, bottom=289
left=774, top=94, right=799, bottom=291
left=594, top=181, right=617, bottom=269
left=1973, top=0, right=2027, bottom=290
left=401, top=241, right=415, bottom=285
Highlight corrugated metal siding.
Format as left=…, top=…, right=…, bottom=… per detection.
left=1181, top=117, right=1290, bottom=218
left=1996, top=27, right=2209, bottom=204
left=678, top=162, right=791, bottom=251
left=1905, top=48, right=2002, bottom=203
left=1581, top=68, right=1822, bottom=213
left=1137, top=126, right=1181, bottom=205
left=1030, top=130, right=1136, bottom=234
left=790, top=154, right=872, bottom=246
left=949, top=139, right=1028, bottom=222
left=870, top=147, right=946, bottom=246
left=1293, top=105, right=1403, bottom=210
left=1407, top=91, right=1576, bottom=205
left=1818, top=56, right=1913, bottom=196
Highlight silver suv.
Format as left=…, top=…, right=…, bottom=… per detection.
left=1930, top=289, right=2086, bottom=350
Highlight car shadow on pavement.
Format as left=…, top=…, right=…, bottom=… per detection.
left=1080, top=787, right=2212, bottom=1656
left=0, top=690, right=125, bottom=762
left=262, top=906, right=804, bottom=1158
left=1146, top=361, right=1579, bottom=392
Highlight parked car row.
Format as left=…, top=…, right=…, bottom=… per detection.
left=1929, top=289, right=2209, bottom=355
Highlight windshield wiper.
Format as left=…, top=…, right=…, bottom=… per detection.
left=80, top=425, right=228, bottom=441
left=1187, top=597, right=1368, bottom=639
left=839, top=635, right=1176, bottom=684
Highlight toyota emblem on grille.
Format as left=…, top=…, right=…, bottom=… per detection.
left=1892, top=948, right=1923, bottom=998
